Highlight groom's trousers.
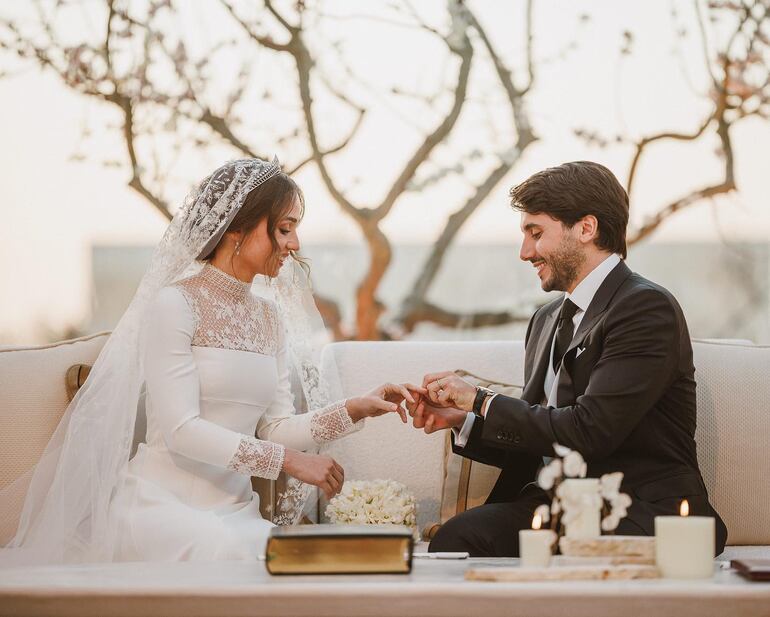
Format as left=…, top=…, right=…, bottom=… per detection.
left=428, top=483, right=726, bottom=557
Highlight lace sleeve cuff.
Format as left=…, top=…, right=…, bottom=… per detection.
left=310, top=400, right=363, bottom=444
left=227, top=436, right=285, bottom=480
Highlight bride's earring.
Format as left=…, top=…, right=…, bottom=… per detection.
left=234, top=240, right=241, bottom=256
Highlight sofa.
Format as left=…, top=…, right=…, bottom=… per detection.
left=2, top=334, right=768, bottom=560
left=319, top=339, right=770, bottom=560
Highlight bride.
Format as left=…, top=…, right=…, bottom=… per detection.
left=2, top=157, right=415, bottom=564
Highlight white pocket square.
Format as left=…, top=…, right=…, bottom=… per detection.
left=576, top=346, right=586, bottom=358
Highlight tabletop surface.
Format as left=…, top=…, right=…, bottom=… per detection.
left=1, top=557, right=769, bottom=617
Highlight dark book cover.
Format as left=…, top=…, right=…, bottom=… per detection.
left=266, top=524, right=414, bottom=575
left=731, top=559, right=770, bottom=581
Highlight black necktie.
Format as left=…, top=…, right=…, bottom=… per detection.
left=553, top=298, right=579, bottom=373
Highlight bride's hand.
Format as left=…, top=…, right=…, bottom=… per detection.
left=282, top=450, right=345, bottom=499
left=345, top=383, right=425, bottom=423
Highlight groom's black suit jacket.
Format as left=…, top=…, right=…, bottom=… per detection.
left=454, top=260, right=727, bottom=547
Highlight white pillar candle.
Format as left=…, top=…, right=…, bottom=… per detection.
left=655, top=500, right=715, bottom=579
left=562, top=478, right=601, bottom=539
left=519, top=514, right=556, bottom=568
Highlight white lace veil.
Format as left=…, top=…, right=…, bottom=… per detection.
left=257, top=259, right=338, bottom=525
left=0, top=157, right=327, bottom=565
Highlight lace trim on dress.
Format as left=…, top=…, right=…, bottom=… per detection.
left=174, top=264, right=280, bottom=356
left=309, top=400, right=361, bottom=444
left=227, top=437, right=285, bottom=480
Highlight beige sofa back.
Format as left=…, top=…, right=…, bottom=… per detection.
left=0, top=333, right=110, bottom=543
left=1, top=336, right=766, bottom=547
left=692, top=341, right=770, bottom=544
left=320, top=340, right=770, bottom=546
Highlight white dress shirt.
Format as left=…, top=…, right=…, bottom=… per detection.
left=454, top=253, right=622, bottom=448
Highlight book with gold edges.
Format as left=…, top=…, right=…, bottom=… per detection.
left=265, top=524, right=414, bottom=575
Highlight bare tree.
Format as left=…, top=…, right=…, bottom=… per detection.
left=627, top=0, right=768, bottom=243
left=1, top=1, right=767, bottom=340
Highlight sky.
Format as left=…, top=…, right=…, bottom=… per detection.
left=1, top=0, right=769, bottom=343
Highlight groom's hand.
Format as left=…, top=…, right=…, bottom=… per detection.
left=422, top=371, right=476, bottom=412
left=405, top=392, right=467, bottom=434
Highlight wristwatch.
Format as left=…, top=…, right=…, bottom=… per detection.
left=472, top=387, right=495, bottom=418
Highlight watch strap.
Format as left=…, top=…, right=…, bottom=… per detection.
left=472, top=387, right=493, bottom=417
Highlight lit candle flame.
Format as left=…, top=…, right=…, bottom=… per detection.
left=532, top=513, right=542, bottom=530
left=680, top=499, right=689, bottom=517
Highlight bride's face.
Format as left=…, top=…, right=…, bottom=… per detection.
left=240, top=196, right=302, bottom=277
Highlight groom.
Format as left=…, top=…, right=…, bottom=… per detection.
left=409, top=161, right=727, bottom=557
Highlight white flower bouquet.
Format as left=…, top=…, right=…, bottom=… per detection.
left=325, top=479, right=417, bottom=531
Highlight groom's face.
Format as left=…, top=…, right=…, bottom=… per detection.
left=519, top=212, right=586, bottom=292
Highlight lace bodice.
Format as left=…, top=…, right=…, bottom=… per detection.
left=175, top=264, right=280, bottom=356
left=141, top=264, right=361, bottom=484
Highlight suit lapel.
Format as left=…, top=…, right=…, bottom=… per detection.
left=555, top=261, right=632, bottom=405
left=522, top=300, right=561, bottom=404
left=565, top=260, right=632, bottom=357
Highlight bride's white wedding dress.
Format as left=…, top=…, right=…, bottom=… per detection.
left=110, top=263, right=360, bottom=561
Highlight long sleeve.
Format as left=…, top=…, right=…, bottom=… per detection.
left=452, top=413, right=476, bottom=448
left=453, top=394, right=499, bottom=448
left=256, top=311, right=363, bottom=450
left=143, top=287, right=284, bottom=479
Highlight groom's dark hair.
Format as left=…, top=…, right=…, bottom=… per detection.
left=509, top=161, right=629, bottom=259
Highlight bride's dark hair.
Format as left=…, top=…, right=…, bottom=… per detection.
left=202, top=171, right=306, bottom=273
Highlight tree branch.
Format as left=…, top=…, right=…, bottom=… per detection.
left=463, top=4, right=536, bottom=145
left=219, top=0, right=290, bottom=51
left=107, top=91, right=173, bottom=220
left=105, top=0, right=115, bottom=74
left=285, top=108, right=366, bottom=175
left=628, top=95, right=736, bottom=245
left=199, top=108, right=261, bottom=158
left=292, top=39, right=361, bottom=218
left=264, top=0, right=297, bottom=35
left=373, top=10, right=474, bottom=220
left=694, top=0, right=719, bottom=89
left=627, top=180, right=734, bottom=245
left=400, top=300, right=531, bottom=333
left=396, top=2, right=538, bottom=330
left=398, top=157, right=517, bottom=323
left=626, top=115, right=712, bottom=195
left=522, top=0, right=535, bottom=94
